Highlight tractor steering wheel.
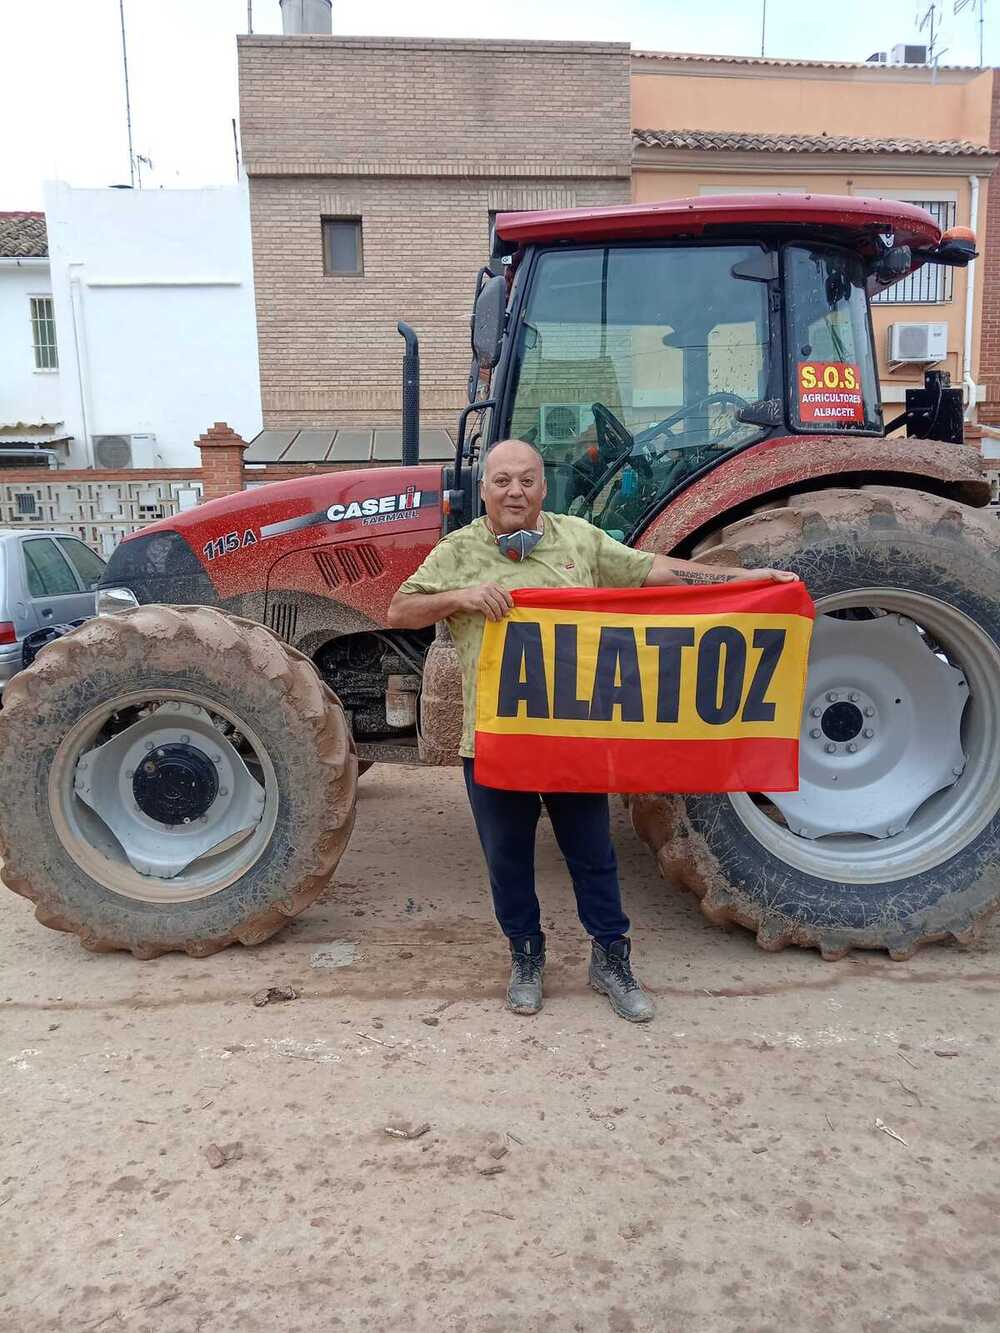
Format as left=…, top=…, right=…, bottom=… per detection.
left=637, top=392, right=750, bottom=457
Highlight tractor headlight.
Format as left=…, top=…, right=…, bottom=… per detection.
left=96, top=586, right=140, bottom=616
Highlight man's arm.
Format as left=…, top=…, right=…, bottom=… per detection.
left=643, top=553, right=797, bottom=587
left=387, top=582, right=513, bottom=629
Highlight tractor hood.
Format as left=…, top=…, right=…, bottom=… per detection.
left=100, top=465, right=445, bottom=609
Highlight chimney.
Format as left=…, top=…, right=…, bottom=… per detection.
left=280, top=0, right=332, bottom=34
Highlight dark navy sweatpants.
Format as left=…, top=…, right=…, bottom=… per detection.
left=463, top=759, right=630, bottom=948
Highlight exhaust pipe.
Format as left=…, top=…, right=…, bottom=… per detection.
left=397, top=321, right=420, bottom=468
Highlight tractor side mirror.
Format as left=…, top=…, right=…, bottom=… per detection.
left=471, top=274, right=507, bottom=370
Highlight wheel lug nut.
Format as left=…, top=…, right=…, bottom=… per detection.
left=211, top=753, right=222, bottom=764
left=826, top=692, right=838, bottom=703
left=144, top=740, right=154, bottom=750
left=864, top=706, right=875, bottom=717
left=825, top=743, right=837, bottom=754
left=180, top=734, right=190, bottom=744
left=863, top=728, right=874, bottom=739
left=952, top=765, right=964, bottom=777
left=220, top=788, right=229, bottom=797
left=182, top=816, right=191, bottom=825
left=847, top=742, right=858, bottom=753
left=810, top=707, right=822, bottom=718
left=849, top=692, right=859, bottom=702
left=810, top=729, right=821, bottom=739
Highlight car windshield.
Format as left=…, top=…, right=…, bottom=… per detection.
left=504, top=244, right=771, bottom=537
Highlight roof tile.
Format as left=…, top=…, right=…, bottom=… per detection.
left=0, top=212, right=48, bottom=258
left=632, top=128, right=994, bottom=157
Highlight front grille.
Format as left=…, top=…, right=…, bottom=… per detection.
left=313, top=542, right=385, bottom=589
left=267, top=601, right=299, bottom=643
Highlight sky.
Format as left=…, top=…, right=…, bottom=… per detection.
left=1, top=0, right=996, bottom=210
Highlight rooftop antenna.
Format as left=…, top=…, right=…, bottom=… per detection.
left=954, top=0, right=985, bottom=66
left=119, top=0, right=135, bottom=189
left=918, top=1, right=944, bottom=64
left=760, top=0, right=767, bottom=57
left=248, top=1, right=253, bottom=33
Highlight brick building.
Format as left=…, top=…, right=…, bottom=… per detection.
left=238, top=35, right=631, bottom=445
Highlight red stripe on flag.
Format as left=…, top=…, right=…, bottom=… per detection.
left=510, top=577, right=814, bottom=620
left=473, top=733, right=799, bottom=794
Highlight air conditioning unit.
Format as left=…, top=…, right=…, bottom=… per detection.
left=539, top=403, right=594, bottom=445
left=887, top=323, right=948, bottom=364
left=890, top=43, right=927, bottom=65
left=92, top=433, right=162, bottom=469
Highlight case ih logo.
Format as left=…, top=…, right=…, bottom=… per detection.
left=327, top=488, right=425, bottom=525
left=260, top=488, right=438, bottom=541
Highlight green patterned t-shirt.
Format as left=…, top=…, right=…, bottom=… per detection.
left=398, top=512, right=654, bottom=758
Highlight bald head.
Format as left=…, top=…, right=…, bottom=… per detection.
left=483, top=439, right=544, bottom=480
left=481, top=438, right=547, bottom=533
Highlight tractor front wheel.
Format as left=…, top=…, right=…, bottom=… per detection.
left=631, top=487, right=1000, bottom=959
left=0, top=606, right=357, bottom=957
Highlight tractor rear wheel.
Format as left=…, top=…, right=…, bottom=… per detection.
left=631, top=487, right=1000, bottom=959
left=0, top=606, right=357, bottom=958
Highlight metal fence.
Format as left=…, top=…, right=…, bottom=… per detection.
left=0, top=477, right=203, bottom=557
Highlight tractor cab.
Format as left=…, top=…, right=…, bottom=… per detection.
left=452, top=194, right=975, bottom=539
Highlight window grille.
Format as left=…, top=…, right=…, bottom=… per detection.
left=29, top=296, right=58, bottom=369
left=872, top=201, right=957, bottom=305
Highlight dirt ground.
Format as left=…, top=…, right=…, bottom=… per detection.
left=1, top=764, right=999, bottom=1333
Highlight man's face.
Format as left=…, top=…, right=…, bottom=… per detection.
left=481, top=444, right=547, bottom=534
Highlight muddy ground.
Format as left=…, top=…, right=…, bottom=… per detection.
left=1, top=764, right=998, bottom=1332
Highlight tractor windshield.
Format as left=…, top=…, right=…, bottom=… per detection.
left=505, top=244, right=772, bottom=538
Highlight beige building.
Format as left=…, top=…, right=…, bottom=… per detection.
left=631, top=52, right=997, bottom=414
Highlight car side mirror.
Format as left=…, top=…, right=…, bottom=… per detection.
left=471, top=274, right=506, bottom=370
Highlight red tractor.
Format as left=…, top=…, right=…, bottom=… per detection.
left=2, top=194, right=997, bottom=962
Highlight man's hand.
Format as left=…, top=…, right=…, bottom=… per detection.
left=456, top=582, right=514, bottom=621
left=730, top=567, right=798, bottom=585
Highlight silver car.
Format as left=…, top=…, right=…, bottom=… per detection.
left=0, top=529, right=106, bottom=693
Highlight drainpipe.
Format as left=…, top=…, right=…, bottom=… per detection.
left=963, top=173, right=980, bottom=422
left=67, top=263, right=94, bottom=467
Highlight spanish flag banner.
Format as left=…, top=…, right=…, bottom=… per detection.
left=474, top=579, right=814, bottom=794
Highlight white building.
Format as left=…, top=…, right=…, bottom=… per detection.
left=0, top=185, right=263, bottom=470
left=0, top=213, right=67, bottom=464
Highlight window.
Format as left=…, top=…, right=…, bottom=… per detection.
left=871, top=200, right=957, bottom=304
left=784, top=244, right=881, bottom=434
left=23, top=538, right=79, bottom=597
left=57, top=537, right=106, bottom=591
left=322, top=218, right=363, bottom=275
left=30, top=296, right=58, bottom=370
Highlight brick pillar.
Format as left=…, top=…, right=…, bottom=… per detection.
left=196, top=422, right=247, bottom=501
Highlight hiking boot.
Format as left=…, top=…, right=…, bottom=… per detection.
left=507, top=933, right=545, bottom=1015
left=589, top=938, right=655, bottom=1022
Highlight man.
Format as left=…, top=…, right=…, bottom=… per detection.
left=388, top=440, right=796, bottom=1022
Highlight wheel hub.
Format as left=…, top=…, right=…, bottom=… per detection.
left=132, top=743, right=219, bottom=826
left=73, top=701, right=266, bottom=879
left=766, top=611, right=968, bottom=840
